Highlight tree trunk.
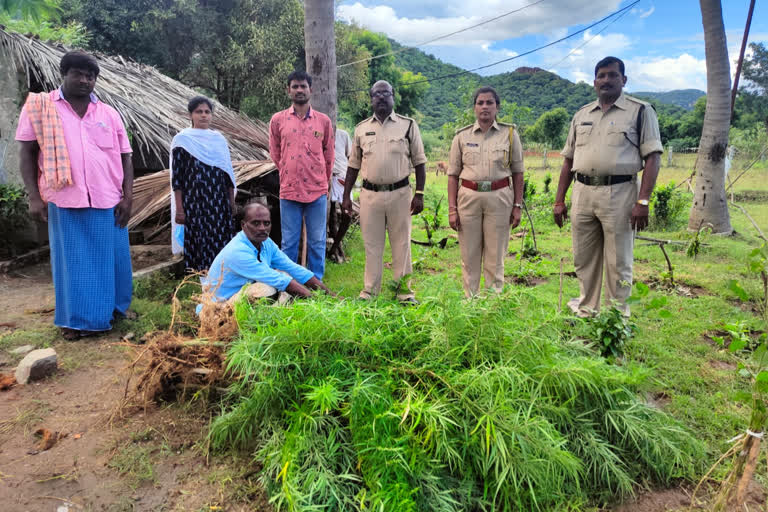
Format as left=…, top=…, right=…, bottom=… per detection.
left=689, top=0, right=732, bottom=233
left=304, top=0, right=337, bottom=125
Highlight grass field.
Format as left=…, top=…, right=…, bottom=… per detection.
left=322, top=154, right=768, bottom=475
left=3, top=152, right=765, bottom=510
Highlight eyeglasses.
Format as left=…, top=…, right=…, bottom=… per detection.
left=371, top=91, right=393, bottom=98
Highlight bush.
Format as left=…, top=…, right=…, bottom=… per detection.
left=649, top=182, right=688, bottom=231
left=210, top=289, right=702, bottom=511
left=0, top=183, right=30, bottom=258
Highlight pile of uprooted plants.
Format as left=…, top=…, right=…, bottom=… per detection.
left=179, top=284, right=705, bottom=511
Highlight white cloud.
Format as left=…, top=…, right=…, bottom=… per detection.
left=337, top=0, right=622, bottom=47
left=626, top=54, right=707, bottom=91
left=631, top=6, right=655, bottom=19
left=539, top=30, right=632, bottom=82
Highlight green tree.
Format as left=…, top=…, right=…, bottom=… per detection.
left=526, top=107, right=569, bottom=148
left=344, top=29, right=429, bottom=123
left=1, top=0, right=59, bottom=21
left=737, top=42, right=768, bottom=128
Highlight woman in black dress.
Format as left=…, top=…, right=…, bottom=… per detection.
left=170, top=96, right=236, bottom=271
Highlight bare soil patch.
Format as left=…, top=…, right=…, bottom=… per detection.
left=608, top=481, right=766, bottom=511
left=508, top=275, right=549, bottom=287
left=644, top=276, right=710, bottom=298
left=0, top=338, right=269, bottom=512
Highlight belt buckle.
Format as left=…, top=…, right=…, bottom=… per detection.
left=478, top=180, right=492, bottom=192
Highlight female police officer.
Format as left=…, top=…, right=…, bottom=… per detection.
left=447, top=86, right=525, bottom=297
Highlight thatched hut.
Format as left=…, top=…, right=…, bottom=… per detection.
left=0, top=28, right=279, bottom=241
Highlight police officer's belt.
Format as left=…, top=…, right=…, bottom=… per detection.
left=575, top=173, right=633, bottom=186
left=361, top=177, right=410, bottom=192
left=460, top=177, right=510, bottom=192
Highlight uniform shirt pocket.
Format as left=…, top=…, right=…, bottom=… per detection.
left=361, top=139, right=376, bottom=156
left=388, top=136, right=408, bottom=156
left=607, top=123, right=634, bottom=147
left=575, top=124, right=593, bottom=146
left=86, top=121, right=114, bottom=149
left=463, top=146, right=481, bottom=165
left=491, top=143, right=509, bottom=169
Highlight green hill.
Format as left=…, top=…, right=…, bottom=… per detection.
left=623, top=89, right=705, bottom=110
left=393, top=41, right=702, bottom=130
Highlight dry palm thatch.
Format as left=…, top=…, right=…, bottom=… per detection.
left=0, top=27, right=272, bottom=165
left=128, top=160, right=276, bottom=229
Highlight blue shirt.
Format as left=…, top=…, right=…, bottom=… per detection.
left=204, top=231, right=314, bottom=302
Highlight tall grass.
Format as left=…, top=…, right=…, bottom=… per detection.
left=210, top=285, right=702, bottom=511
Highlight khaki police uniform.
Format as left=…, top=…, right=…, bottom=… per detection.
left=449, top=120, right=524, bottom=296
left=349, top=112, right=427, bottom=300
left=561, top=93, right=663, bottom=314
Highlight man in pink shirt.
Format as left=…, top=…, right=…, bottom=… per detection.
left=16, top=51, right=134, bottom=339
left=269, top=70, right=334, bottom=280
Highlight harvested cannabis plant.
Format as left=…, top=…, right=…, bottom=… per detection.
left=210, top=288, right=702, bottom=511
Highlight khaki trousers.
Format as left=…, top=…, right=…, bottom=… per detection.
left=457, top=186, right=513, bottom=297
left=571, top=179, right=637, bottom=315
left=359, top=186, right=414, bottom=300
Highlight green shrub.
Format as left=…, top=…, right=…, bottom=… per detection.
left=210, top=288, right=702, bottom=511
left=0, top=183, right=30, bottom=257
left=649, top=182, right=688, bottom=230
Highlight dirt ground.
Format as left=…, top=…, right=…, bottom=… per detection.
left=0, top=259, right=270, bottom=512
left=0, top=261, right=763, bottom=512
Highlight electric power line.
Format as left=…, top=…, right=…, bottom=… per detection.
left=337, top=0, right=548, bottom=68
left=340, top=0, right=640, bottom=94
left=546, top=7, right=632, bottom=70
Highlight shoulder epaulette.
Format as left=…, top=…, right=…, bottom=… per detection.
left=497, top=121, right=517, bottom=128
left=455, top=124, right=473, bottom=135
left=624, top=95, right=651, bottom=107
left=395, top=113, right=415, bottom=122
left=577, top=101, right=596, bottom=113
left=355, top=116, right=373, bottom=127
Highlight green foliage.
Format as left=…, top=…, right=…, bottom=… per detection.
left=61, top=0, right=305, bottom=115
left=0, top=0, right=60, bottom=21
left=543, top=172, right=553, bottom=194
left=525, top=107, right=570, bottom=149
left=587, top=307, right=636, bottom=358
left=342, top=30, right=430, bottom=124
left=0, top=183, right=30, bottom=257
left=649, top=182, right=688, bottom=231
left=686, top=225, right=711, bottom=260
left=210, top=290, right=702, bottom=510
left=0, top=12, right=88, bottom=45
left=729, top=124, right=768, bottom=162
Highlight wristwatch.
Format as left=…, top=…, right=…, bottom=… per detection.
left=636, top=199, right=650, bottom=206
left=513, top=203, right=523, bottom=209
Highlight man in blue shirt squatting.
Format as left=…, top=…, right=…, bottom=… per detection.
left=204, top=202, right=334, bottom=304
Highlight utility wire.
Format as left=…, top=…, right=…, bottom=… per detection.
left=337, top=0, right=548, bottom=68
left=340, top=0, right=639, bottom=94
left=546, top=7, right=632, bottom=70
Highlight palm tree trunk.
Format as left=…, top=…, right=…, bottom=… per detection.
left=688, top=0, right=732, bottom=234
left=304, top=0, right=337, bottom=125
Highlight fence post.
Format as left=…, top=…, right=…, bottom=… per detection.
left=667, top=144, right=673, bottom=167
left=542, top=147, right=548, bottom=169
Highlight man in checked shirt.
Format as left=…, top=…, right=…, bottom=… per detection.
left=269, top=70, right=335, bottom=280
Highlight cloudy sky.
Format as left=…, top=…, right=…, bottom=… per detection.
left=336, top=0, right=768, bottom=92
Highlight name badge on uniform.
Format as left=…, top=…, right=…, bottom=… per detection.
left=365, top=131, right=376, bottom=136
left=579, top=122, right=593, bottom=126
left=466, top=142, right=479, bottom=147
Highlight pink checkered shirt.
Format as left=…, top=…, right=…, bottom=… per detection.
left=15, top=89, right=132, bottom=209
left=269, top=106, right=334, bottom=203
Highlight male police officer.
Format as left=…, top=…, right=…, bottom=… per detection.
left=342, top=80, right=427, bottom=303
left=553, top=56, right=663, bottom=316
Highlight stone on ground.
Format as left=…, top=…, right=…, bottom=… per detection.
left=15, top=348, right=57, bottom=384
